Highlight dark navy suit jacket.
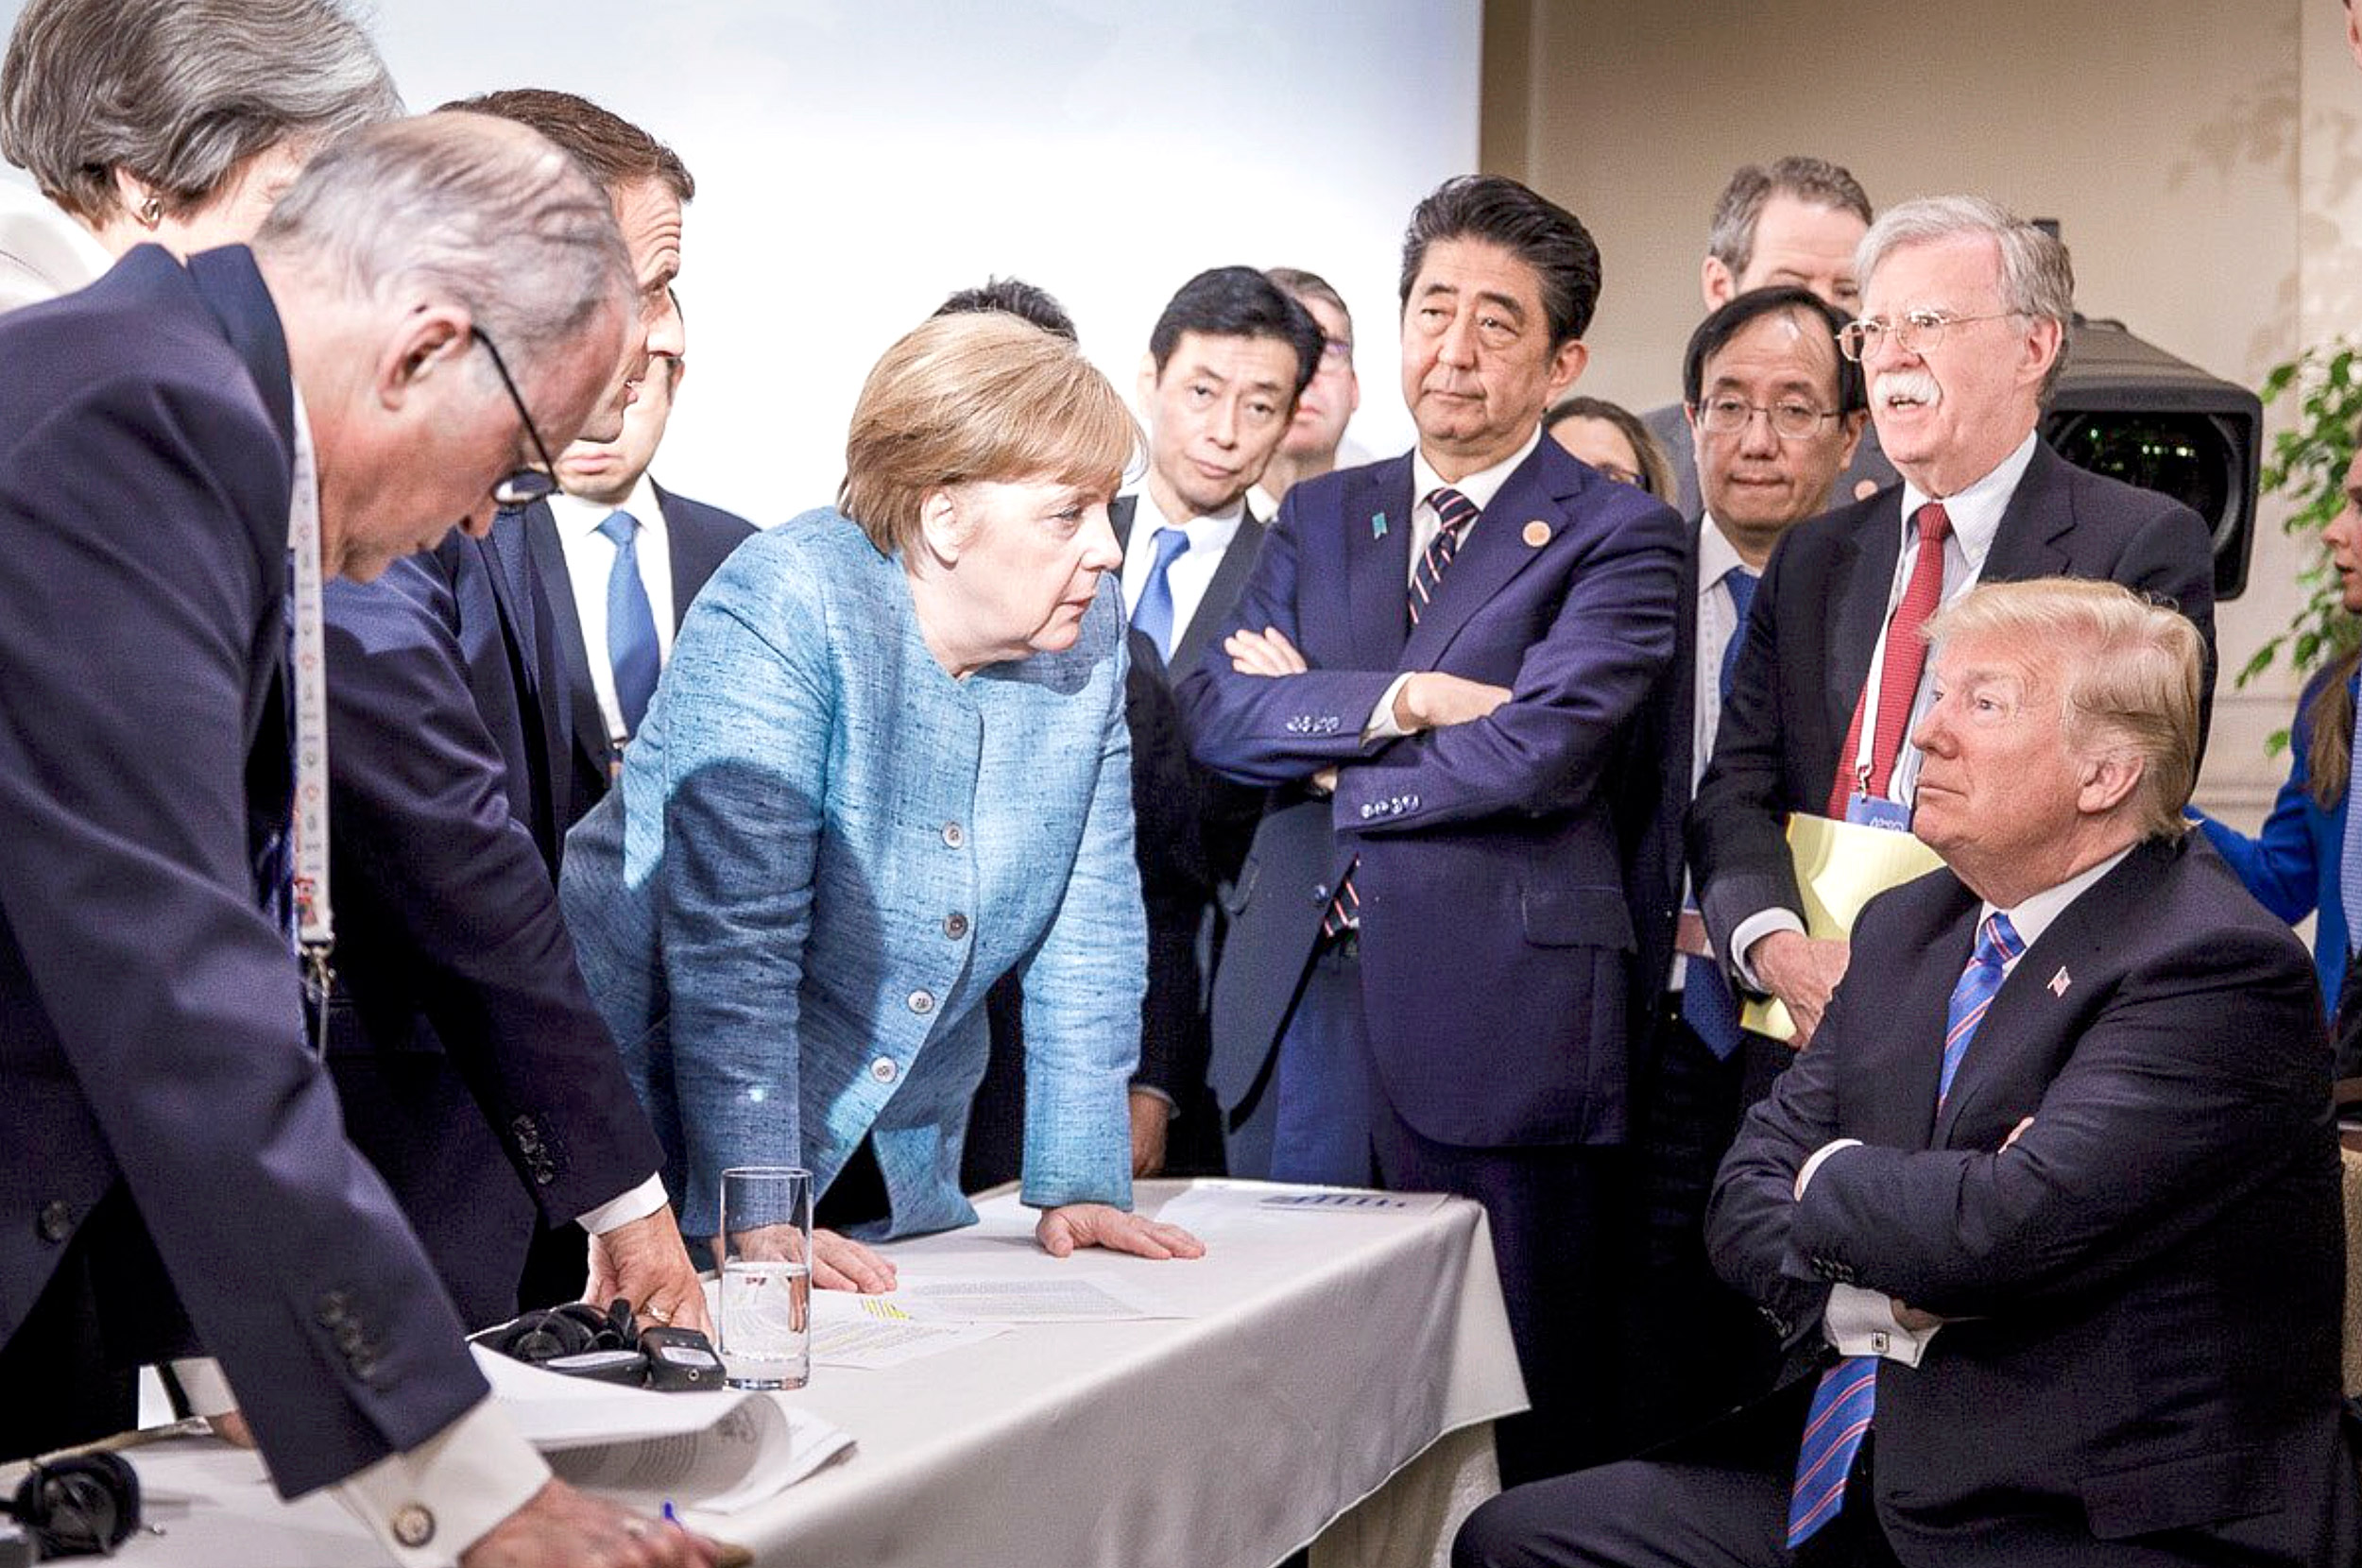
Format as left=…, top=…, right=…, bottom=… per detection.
left=0, top=246, right=485, bottom=1493
left=1710, top=837, right=2356, bottom=1564
left=1178, top=437, right=1685, bottom=1149
left=519, top=486, right=755, bottom=831
left=1688, top=440, right=2217, bottom=980
left=320, top=512, right=663, bottom=1325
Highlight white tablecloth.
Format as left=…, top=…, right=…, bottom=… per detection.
left=105, top=1180, right=1527, bottom=1568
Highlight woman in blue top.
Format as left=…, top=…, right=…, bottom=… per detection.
left=2196, top=442, right=2362, bottom=1019
left=562, top=312, right=1204, bottom=1287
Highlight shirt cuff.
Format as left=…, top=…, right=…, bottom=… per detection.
left=1363, top=673, right=1417, bottom=742
left=170, top=1357, right=237, bottom=1419
left=1822, top=1283, right=1941, bottom=1366
left=576, top=1173, right=668, bottom=1236
left=1729, top=907, right=1806, bottom=991
left=1128, top=1082, right=1176, bottom=1111
left=334, top=1397, right=552, bottom=1567
left=1794, top=1137, right=1863, bottom=1200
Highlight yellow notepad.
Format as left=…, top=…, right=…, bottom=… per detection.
left=1739, top=812, right=1945, bottom=1042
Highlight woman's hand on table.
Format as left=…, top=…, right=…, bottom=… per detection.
left=813, top=1227, right=898, bottom=1292
left=1036, top=1203, right=1206, bottom=1261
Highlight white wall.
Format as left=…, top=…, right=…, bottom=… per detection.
left=0, top=0, right=1481, bottom=518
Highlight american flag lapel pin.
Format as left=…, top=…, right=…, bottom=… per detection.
left=1371, top=511, right=1389, bottom=539
left=2047, top=965, right=2071, bottom=998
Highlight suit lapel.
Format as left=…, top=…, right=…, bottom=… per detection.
left=1110, top=493, right=1137, bottom=554
left=1979, top=442, right=2077, bottom=584
left=1931, top=840, right=2172, bottom=1148
left=1398, top=442, right=1567, bottom=671
left=1825, top=494, right=1902, bottom=748
left=1344, top=454, right=1416, bottom=671
left=1891, top=888, right=1980, bottom=1150
left=1172, top=510, right=1264, bottom=678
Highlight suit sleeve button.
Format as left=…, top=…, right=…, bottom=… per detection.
left=36, top=1202, right=73, bottom=1244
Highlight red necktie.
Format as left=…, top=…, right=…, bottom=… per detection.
left=1826, top=502, right=1951, bottom=816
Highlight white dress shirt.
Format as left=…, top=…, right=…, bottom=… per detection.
left=1117, top=486, right=1246, bottom=653
left=1731, top=430, right=2043, bottom=980
left=1365, top=427, right=1545, bottom=739
left=1799, top=844, right=2133, bottom=1365
left=550, top=477, right=676, bottom=748
left=1691, top=517, right=1753, bottom=796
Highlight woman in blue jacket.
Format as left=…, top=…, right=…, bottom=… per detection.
left=2197, top=445, right=2362, bottom=1019
left=563, top=313, right=1204, bottom=1286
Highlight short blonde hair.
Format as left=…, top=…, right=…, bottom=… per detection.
left=840, top=313, right=1138, bottom=555
left=1924, top=578, right=2202, bottom=841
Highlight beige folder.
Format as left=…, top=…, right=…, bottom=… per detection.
left=1738, top=812, right=1944, bottom=1042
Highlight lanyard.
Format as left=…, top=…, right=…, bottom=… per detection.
left=1851, top=507, right=1948, bottom=796
left=287, top=400, right=334, bottom=1032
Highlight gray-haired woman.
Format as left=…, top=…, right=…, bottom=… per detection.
left=0, top=0, right=397, bottom=304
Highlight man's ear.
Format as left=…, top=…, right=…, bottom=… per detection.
left=1545, top=338, right=1589, bottom=402
left=1701, top=254, right=1737, bottom=310
left=2078, top=750, right=2143, bottom=818
left=377, top=304, right=473, bottom=412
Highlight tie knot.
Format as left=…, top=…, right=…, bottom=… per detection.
left=1724, top=564, right=1759, bottom=619
left=1149, top=525, right=1190, bottom=566
left=1426, top=486, right=1480, bottom=535
left=598, top=508, right=640, bottom=546
left=1913, top=501, right=1951, bottom=546
left=1975, top=911, right=2024, bottom=967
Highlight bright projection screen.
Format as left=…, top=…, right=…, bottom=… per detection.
left=0, top=1, right=1481, bottom=520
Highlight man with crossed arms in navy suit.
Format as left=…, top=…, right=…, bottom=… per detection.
left=1181, top=175, right=1684, bottom=1484
left=1459, top=577, right=2357, bottom=1567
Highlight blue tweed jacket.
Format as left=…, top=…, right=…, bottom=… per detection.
left=561, top=509, right=1142, bottom=1238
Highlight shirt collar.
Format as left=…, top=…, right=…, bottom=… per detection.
left=1898, top=428, right=2040, bottom=567
left=1695, top=512, right=1751, bottom=599
left=1412, top=425, right=1543, bottom=518
left=550, top=472, right=665, bottom=542
left=1128, top=486, right=1245, bottom=554
left=1983, top=843, right=2134, bottom=953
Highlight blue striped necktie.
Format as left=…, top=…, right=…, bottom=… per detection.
left=1788, top=909, right=2022, bottom=1546
left=1680, top=565, right=1760, bottom=1058
left=1323, top=486, right=1481, bottom=938
left=2340, top=697, right=2362, bottom=951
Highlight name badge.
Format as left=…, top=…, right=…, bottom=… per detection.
left=1844, top=793, right=1913, bottom=832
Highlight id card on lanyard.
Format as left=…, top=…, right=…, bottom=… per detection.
left=1844, top=547, right=1917, bottom=834
left=288, top=399, right=335, bottom=1050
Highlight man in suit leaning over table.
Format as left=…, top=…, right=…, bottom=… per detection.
left=1687, top=194, right=2217, bottom=1052
left=1460, top=576, right=2357, bottom=1568
left=0, top=114, right=717, bottom=1567
left=1179, top=174, right=1684, bottom=1484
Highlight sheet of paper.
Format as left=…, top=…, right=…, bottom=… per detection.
left=1741, top=811, right=1945, bottom=1041
left=810, top=1290, right=1008, bottom=1368
left=1154, top=1181, right=1451, bottom=1236
left=876, top=1273, right=1186, bottom=1323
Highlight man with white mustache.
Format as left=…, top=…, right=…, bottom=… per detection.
left=1687, top=195, right=2216, bottom=1049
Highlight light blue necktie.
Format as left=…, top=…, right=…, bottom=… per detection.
left=1681, top=566, right=1761, bottom=1059
left=598, top=508, right=660, bottom=737
left=2340, top=698, right=2362, bottom=951
left=1788, top=911, right=2022, bottom=1546
left=1131, top=526, right=1191, bottom=662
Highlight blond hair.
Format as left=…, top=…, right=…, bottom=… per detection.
left=840, top=313, right=1138, bottom=555
left=1923, top=578, right=2201, bottom=841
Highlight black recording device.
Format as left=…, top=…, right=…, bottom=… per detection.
left=475, top=1299, right=723, bottom=1392
left=1, top=1452, right=141, bottom=1559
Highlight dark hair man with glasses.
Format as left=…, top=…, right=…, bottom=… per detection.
left=1686, top=195, right=2216, bottom=1062
left=1252, top=266, right=1366, bottom=513
left=1641, top=156, right=1895, bottom=519
left=312, top=90, right=727, bottom=1361
left=1624, top=285, right=1868, bottom=1450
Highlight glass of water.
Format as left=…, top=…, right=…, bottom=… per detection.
left=717, top=1166, right=813, bottom=1390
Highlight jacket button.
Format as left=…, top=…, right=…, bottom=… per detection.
left=943, top=912, right=968, bottom=940
left=334, top=1321, right=367, bottom=1354
left=907, top=989, right=934, bottom=1015
left=870, top=1057, right=899, bottom=1084
left=941, top=822, right=966, bottom=849
left=36, top=1201, right=73, bottom=1244
left=390, top=1504, right=436, bottom=1549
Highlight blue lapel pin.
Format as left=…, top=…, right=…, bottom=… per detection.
left=1371, top=511, right=1389, bottom=539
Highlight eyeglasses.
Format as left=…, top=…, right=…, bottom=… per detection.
left=1693, top=396, right=1842, bottom=442
left=1319, top=336, right=1354, bottom=370
left=1836, top=309, right=2019, bottom=363
left=471, top=327, right=561, bottom=508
